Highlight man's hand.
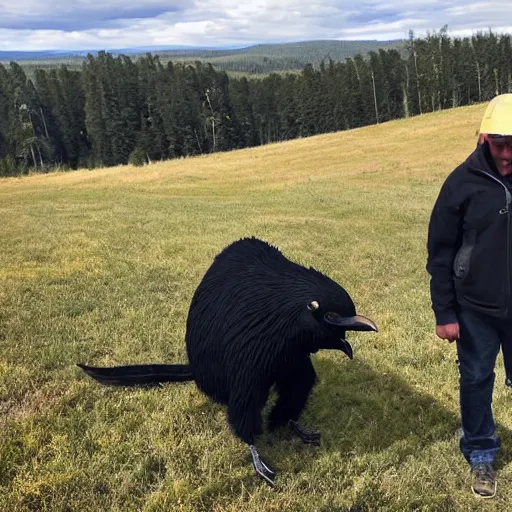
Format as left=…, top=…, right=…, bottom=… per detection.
left=436, top=323, right=460, bottom=342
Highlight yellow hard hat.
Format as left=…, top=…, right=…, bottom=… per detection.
left=479, top=93, right=512, bottom=136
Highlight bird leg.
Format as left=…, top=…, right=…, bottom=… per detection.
left=289, top=420, right=321, bottom=445
left=249, top=444, right=276, bottom=487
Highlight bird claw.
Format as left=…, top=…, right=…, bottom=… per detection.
left=289, top=420, right=321, bottom=445
left=249, top=444, right=276, bottom=487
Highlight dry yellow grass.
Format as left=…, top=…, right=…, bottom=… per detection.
left=0, top=103, right=481, bottom=191
left=3, top=102, right=512, bottom=511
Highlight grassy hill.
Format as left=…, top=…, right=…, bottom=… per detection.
left=2, top=104, right=512, bottom=511
left=1, top=39, right=405, bottom=76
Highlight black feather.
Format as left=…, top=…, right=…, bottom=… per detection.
left=79, top=237, right=371, bottom=446
left=76, top=363, right=192, bottom=386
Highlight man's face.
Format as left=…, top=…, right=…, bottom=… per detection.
left=488, top=136, right=512, bottom=176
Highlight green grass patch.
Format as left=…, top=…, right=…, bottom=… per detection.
left=2, top=104, right=512, bottom=510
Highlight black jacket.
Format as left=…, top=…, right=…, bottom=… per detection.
left=427, top=142, right=512, bottom=324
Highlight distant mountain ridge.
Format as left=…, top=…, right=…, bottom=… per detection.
left=0, top=39, right=405, bottom=67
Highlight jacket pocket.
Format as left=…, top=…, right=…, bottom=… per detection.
left=453, top=231, right=476, bottom=279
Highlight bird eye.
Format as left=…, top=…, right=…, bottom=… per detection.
left=307, top=301, right=320, bottom=311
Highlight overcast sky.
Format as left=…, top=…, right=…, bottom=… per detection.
left=1, top=0, right=511, bottom=51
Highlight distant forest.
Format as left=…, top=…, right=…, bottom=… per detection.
left=0, top=29, right=511, bottom=176
left=0, top=40, right=404, bottom=75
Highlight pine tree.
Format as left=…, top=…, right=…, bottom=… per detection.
left=252, top=74, right=281, bottom=144
left=0, top=64, right=10, bottom=160
left=276, top=73, right=300, bottom=140
left=230, top=77, right=258, bottom=147
left=298, top=64, right=323, bottom=136
left=136, top=54, right=168, bottom=162
left=378, top=49, right=405, bottom=120
left=497, top=34, right=512, bottom=94
left=58, top=66, right=89, bottom=167
left=83, top=54, right=108, bottom=166
left=407, top=30, right=423, bottom=115
left=342, top=57, right=366, bottom=128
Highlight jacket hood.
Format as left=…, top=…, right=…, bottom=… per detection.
left=465, top=141, right=500, bottom=177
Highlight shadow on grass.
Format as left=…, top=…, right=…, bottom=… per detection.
left=58, top=357, right=512, bottom=510
left=258, top=357, right=512, bottom=471
left=308, top=357, right=460, bottom=453
left=176, top=357, right=476, bottom=508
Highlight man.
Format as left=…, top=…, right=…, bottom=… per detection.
left=427, top=93, right=512, bottom=498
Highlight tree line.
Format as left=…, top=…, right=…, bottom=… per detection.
left=1, top=28, right=511, bottom=176
left=154, top=39, right=404, bottom=72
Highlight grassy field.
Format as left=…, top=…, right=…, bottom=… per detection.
left=2, top=104, right=512, bottom=511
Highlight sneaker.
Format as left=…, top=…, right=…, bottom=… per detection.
left=470, top=463, right=496, bottom=498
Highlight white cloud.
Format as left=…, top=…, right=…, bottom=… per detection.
left=0, top=0, right=511, bottom=51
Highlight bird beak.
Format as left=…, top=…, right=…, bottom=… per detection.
left=339, top=339, right=353, bottom=359
left=324, top=314, right=378, bottom=332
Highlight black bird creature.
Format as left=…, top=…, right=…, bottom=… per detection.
left=78, top=237, right=377, bottom=487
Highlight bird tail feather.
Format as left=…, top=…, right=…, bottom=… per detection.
left=77, top=363, right=193, bottom=386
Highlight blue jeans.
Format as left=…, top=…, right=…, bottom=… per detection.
left=502, top=332, right=512, bottom=382
left=456, top=309, right=512, bottom=465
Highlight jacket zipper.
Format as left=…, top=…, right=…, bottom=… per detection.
left=473, top=169, right=512, bottom=315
